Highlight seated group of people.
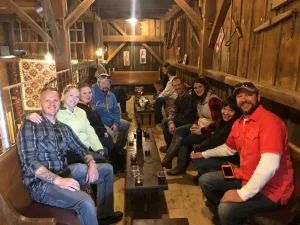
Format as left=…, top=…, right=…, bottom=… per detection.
left=160, top=74, right=294, bottom=224
left=17, top=70, right=132, bottom=225
left=16, top=62, right=294, bottom=225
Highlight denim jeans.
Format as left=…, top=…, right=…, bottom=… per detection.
left=194, top=157, right=229, bottom=174
left=198, top=171, right=281, bottom=225
left=30, top=163, right=114, bottom=225
left=161, top=117, right=189, bottom=147
left=175, top=124, right=211, bottom=146
left=154, top=96, right=172, bottom=122
left=99, top=135, right=115, bottom=158
left=105, top=119, right=129, bottom=148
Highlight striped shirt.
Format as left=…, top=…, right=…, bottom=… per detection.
left=17, top=115, right=89, bottom=188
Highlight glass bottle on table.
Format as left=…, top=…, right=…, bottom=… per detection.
left=136, top=122, right=142, bottom=148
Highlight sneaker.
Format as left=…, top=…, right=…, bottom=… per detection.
left=159, top=146, right=167, bottom=153
left=98, top=211, right=123, bottom=225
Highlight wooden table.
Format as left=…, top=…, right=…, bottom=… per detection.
left=125, top=130, right=168, bottom=218
left=132, top=218, right=189, bottom=225
left=134, top=99, right=155, bottom=128
left=125, top=131, right=168, bottom=193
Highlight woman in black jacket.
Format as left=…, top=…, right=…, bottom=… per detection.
left=192, top=95, right=241, bottom=183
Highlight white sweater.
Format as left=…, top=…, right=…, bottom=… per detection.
left=159, top=76, right=178, bottom=99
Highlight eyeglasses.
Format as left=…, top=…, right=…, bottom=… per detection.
left=53, top=126, right=62, bottom=142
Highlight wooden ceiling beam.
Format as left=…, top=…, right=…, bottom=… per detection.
left=108, top=21, right=127, bottom=36
left=41, top=0, right=62, bottom=53
left=173, top=0, right=202, bottom=28
left=106, top=43, right=126, bottom=63
left=103, top=36, right=163, bottom=42
left=142, top=43, right=163, bottom=65
left=65, top=0, right=95, bottom=29
left=208, top=0, right=231, bottom=48
left=6, top=0, right=54, bottom=47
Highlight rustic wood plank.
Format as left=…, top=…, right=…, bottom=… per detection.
left=65, top=0, right=95, bottom=29
left=0, top=56, right=19, bottom=62
left=108, top=20, right=127, bottom=36
left=142, top=43, right=163, bottom=65
left=166, top=19, right=174, bottom=48
left=6, top=0, right=54, bottom=47
left=164, top=5, right=182, bottom=22
left=275, top=3, right=300, bottom=90
left=208, top=0, right=231, bottom=48
left=227, top=0, right=242, bottom=75
left=220, top=3, right=231, bottom=73
left=149, top=19, right=155, bottom=36
left=141, top=19, right=149, bottom=36
left=205, top=69, right=300, bottom=110
left=166, top=60, right=199, bottom=73
left=254, top=9, right=295, bottom=32
left=199, top=0, right=216, bottom=74
left=106, top=43, right=126, bottom=63
left=272, top=0, right=295, bottom=10
left=174, top=0, right=203, bottom=28
left=236, top=0, right=254, bottom=78
left=247, top=0, right=268, bottom=82
left=103, top=35, right=163, bottom=42
left=186, top=17, right=200, bottom=46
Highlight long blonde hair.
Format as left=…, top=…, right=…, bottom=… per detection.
left=61, top=84, right=78, bottom=102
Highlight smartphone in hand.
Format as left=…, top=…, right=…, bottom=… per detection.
left=221, top=164, right=235, bottom=180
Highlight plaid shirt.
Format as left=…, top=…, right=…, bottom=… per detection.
left=17, top=115, right=89, bottom=188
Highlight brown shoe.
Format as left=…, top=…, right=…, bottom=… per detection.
left=121, top=112, right=132, bottom=122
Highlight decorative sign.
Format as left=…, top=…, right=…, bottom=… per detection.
left=215, top=27, right=225, bottom=53
left=123, top=51, right=130, bottom=66
left=19, top=59, right=56, bottom=111
left=140, top=49, right=146, bottom=64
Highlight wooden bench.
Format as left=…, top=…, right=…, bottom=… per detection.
left=0, top=145, right=77, bottom=225
left=110, top=71, right=160, bottom=85
left=132, top=218, right=189, bottom=225
left=249, top=143, right=300, bottom=225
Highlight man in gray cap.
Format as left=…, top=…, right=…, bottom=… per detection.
left=92, top=74, right=130, bottom=152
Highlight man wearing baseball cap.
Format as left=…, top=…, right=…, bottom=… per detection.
left=92, top=73, right=130, bottom=152
left=191, top=82, right=294, bottom=225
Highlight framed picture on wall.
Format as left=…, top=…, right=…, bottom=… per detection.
left=182, top=54, right=188, bottom=64
left=140, top=49, right=146, bottom=64
left=123, top=51, right=130, bottom=66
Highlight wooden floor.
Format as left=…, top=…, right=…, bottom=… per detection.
left=113, top=96, right=214, bottom=225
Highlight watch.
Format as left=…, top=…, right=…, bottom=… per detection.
left=87, top=159, right=96, bottom=166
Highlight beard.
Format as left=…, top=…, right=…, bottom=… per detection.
left=238, top=100, right=259, bottom=115
left=101, top=88, right=110, bottom=94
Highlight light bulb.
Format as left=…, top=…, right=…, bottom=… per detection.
left=45, top=52, right=52, bottom=61
left=96, top=48, right=103, bottom=56
left=126, top=17, right=138, bottom=26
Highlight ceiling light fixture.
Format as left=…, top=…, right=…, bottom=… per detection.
left=126, top=17, right=138, bottom=26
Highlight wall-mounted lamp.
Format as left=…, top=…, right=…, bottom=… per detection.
left=45, top=52, right=52, bottom=61
left=96, top=48, right=103, bottom=57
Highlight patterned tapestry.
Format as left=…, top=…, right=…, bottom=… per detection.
left=19, top=59, right=56, bottom=111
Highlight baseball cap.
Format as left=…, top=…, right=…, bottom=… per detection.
left=233, top=82, right=259, bottom=95
left=97, top=73, right=112, bottom=83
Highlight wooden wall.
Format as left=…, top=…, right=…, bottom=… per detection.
left=164, top=0, right=300, bottom=147
left=102, top=19, right=164, bottom=71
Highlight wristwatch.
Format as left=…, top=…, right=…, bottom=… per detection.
left=87, top=159, right=96, bottom=166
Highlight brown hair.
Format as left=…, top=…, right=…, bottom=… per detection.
left=77, top=82, right=95, bottom=110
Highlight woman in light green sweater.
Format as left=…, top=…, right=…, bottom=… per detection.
left=26, top=85, right=107, bottom=162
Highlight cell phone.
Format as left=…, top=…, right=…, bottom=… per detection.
left=221, top=165, right=235, bottom=179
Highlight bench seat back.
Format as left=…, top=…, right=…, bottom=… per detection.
left=110, top=71, right=160, bottom=85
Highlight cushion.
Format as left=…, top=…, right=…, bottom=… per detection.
left=22, top=202, right=76, bottom=225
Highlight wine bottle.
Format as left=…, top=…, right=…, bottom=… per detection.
left=136, top=122, right=143, bottom=148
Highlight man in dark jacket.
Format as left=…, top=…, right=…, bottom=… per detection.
left=160, top=77, right=197, bottom=153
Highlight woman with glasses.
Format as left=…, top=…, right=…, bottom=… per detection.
left=191, top=95, right=241, bottom=184
left=25, top=84, right=109, bottom=163
left=85, top=67, right=132, bottom=122
left=162, top=77, right=222, bottom=176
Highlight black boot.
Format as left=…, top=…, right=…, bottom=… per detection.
left=161, top=134, right=182, bottom=169
left=167, top=146, right=189, bottom=176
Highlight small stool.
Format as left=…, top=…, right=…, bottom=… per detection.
left=132, top=218, right=189, bottom=225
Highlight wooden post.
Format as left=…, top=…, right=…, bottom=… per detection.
left=50, top=0, right=71, bottom=72
left=199, top=0, right=216, bottom=75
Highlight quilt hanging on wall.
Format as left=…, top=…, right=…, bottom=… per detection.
left=19, top=59, right=56, bottom=111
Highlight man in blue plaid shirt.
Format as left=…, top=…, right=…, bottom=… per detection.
left=17, top=87, right=123, bottom=225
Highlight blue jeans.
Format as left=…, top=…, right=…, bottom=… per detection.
left=194, top=157, right=229, bottom=174
left=198, top=171, right=281, bottom=225
left=175, top=124, right=211, bottom=146
left=154, top=96, right=172, bottom=122
left=30, top=163, right=114, bottom=225
left=99, top=135, right=115, bottom=158
left=161, top=117, right=189, bottom=147
left=105, top=119, right=130, bottom=148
